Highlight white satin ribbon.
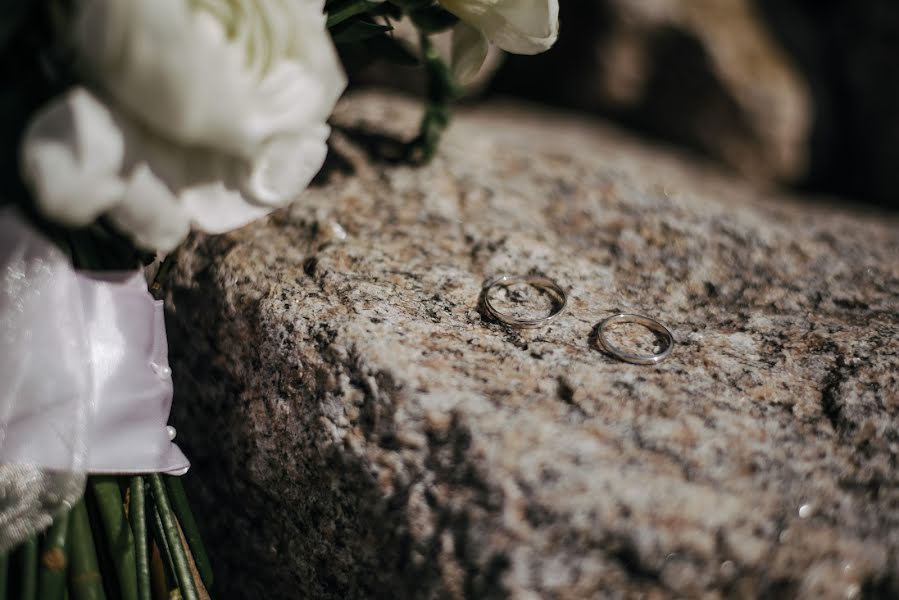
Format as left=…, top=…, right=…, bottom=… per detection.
left=0, top=208, right=188, bottom=475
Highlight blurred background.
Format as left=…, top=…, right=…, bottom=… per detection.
left=354, top=0, right=899, bottom=210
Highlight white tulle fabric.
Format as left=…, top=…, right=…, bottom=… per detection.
left=0, top=208, right=188, bottom=551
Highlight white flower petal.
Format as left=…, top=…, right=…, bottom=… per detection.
left=106, top=165, right=190, bottom=252
left=276, top=1, right=348, bottom=122
left=241, top=61, right=332, bottom=157
left=74, top=0, right=258, bottom=157
left=20, top=88, right=126, bottom=226
left=112, top=116, right=274, bottom=236
left=180, top=183, right=274, bottom=234
left=73, top=0, right=347, bottom=160
left=451, top=22, right=490, bottom=84
left=441, top=0, right=559, bottom=55
left=240, top=125, right=330, bottom=208
left=25, top=1, right=346, bottom=247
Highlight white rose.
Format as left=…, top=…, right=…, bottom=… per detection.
left=21, top=0, right=346, bottom=252
left=440, top=0, right=559, bottom=83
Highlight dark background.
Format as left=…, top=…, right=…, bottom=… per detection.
left=351, top=0, right=896, bottom=210
left=487, top=0, right=899, bottom=210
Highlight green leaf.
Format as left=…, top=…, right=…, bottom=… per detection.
left=364, top=35, right=419, bottom=66
left=367, top=2, right=403, bottom=19
left=332, top=19, right=393, bottom=44
left=409, top=4, right=458, bottom=33
left=326, top=0, right=381, bottom=28
left=389, top=0, right=433, bottom=11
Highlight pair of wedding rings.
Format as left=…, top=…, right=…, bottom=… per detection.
left=479, top=275, right=674, bottom=365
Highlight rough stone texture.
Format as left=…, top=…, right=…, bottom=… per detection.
left=166, top=91, right=899, bottom=599
left=491, top=0, right=812, bottom=185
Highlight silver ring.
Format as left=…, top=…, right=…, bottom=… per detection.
left=481, top=275, right=567, bottom=329
left=596, top=313, right=674, bottom=365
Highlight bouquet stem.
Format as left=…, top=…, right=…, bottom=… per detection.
left=89, top=476, right=139, bottom=600
left=15, top=537, right=38, bottom=600
left=128, top=478, right=151, bottom=600
left=0, top=551, right=7, bottom=600
left=66, top=500, right=103, bottom=600
left=148, top=475, right=198, bottom=600
left=161, top=479, right=211, bottom=590
left=409, top=34, right=457, bottom=162
left=37, top=510, right=69, bottom=600
left=148, top=498, right=177, bottom=594
left=1, top=475, right=210, bottom=600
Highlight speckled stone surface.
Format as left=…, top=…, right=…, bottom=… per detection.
left=166, top=91, right=899, bottom=600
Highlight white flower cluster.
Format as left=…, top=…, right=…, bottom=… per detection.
left=20, top=0, right=559, bottom=252
left=444, top=0, right=559, bottom=83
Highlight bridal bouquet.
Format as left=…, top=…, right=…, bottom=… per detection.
left=0, top=0, right=558, bottom=597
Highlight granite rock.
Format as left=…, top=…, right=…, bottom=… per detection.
left=166, top=91, right=899, bottom=599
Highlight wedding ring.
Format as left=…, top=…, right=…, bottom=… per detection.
left=595, top=313, right=674, bottom=365
left=480, top=275, right=567, bottom=329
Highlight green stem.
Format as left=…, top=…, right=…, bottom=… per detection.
left=67, top=500, right=106, bottom=600
left=387, top=0, right=431, bottom=10
left=150, top=254, right=177, bottom=294
left=162, top=478, right=211, bottom=590
left=15, top=536, right=37, bottom=600
left=147, top=476, right=196, bottom=600
left=37, top=511, right=70, bottom=600
left=0, top=551, right=8, bottom=600
left=147, top=499, right=176, bottom=596
left=409, top=34, right=456, bottom=162
left=83, top=496, right=117, bottom=600
left=89, top=477, right=138, bottom=600
left=128, top=478, right=151, bottom=600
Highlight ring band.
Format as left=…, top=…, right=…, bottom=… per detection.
left=596, top=313, right=674, bottom=365
left=481, top=275, right=567, bottom=329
